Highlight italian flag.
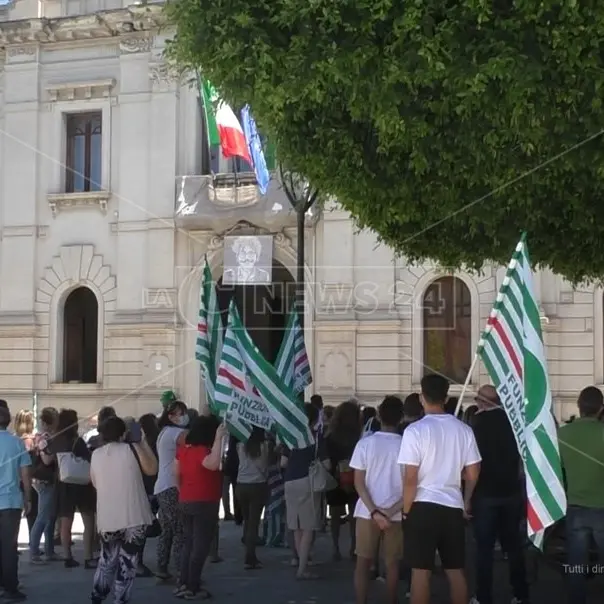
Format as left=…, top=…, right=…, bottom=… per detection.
left=195, top=258, right=224, bottom=415
left=274, top=304, right=312, bottom=395
left=200, top=78, right=252, bottom=165
left=477, top=234, right=567, bottom=548
left=224, top=301, right=313, bottom=450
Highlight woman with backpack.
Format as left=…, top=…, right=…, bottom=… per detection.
left=29, top=407, right=59, bottom=563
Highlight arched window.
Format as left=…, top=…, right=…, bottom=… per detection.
left=62, top=287, right=98, bottom=383
left=423, top=276, right=472, bottom=383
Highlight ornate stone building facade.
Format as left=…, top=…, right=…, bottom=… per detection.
left=0, top=0, right=600, bottom=420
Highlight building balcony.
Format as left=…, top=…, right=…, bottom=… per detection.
left=174, top=172, right=316, bottom=232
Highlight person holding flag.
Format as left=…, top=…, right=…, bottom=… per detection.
left=557, top=386, right=604, bottom=604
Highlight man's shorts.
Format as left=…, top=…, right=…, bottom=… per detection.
left=355, top=517, right=403, bottom=564
left=404, top=501, right=465, bottom=570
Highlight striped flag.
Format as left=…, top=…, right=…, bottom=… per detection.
left=227, top=301, right=314, bottom=450
left=195, top=258, right=224, bottom=415
left=274, top=305, right=312, bottom=394
left=214, top=312, right=256, bottom=442
left=477, top=234, right=566, bottom=548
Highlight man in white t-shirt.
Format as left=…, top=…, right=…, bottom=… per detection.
left=350, top=395, right=405, bottom=604
left=398, top=374, right=481, bottom=604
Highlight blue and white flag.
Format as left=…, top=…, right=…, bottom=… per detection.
left=241, top=105, right=271, bottom=195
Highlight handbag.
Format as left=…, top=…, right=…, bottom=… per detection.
left=145, top=518, right=161, bottom=538
left=56, top=439, right=91, bottom=485
left=308, top=437, right=337, bottom=493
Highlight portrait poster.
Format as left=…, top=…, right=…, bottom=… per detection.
left=223, top=235, right=273, bottom=285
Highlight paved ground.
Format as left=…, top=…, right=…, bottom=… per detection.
left=15, top=515, right=604, bottom=603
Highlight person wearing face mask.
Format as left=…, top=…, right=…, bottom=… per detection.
left=154, top=400, right=189, bottom=582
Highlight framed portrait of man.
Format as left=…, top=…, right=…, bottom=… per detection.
left=223, top=235, right=273, bottom=285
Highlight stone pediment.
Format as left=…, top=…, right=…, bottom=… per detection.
left=0, top=5, right=165, bottom=46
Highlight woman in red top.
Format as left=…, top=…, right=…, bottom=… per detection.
left=174, top=416, right=226, bottom=600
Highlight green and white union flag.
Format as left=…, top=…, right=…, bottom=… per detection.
left=215, top=313, right=267, bottom=440
left=225, top=301, right=314, bottom=450
left=477, top=234, right=566, bottom=548
left=195, top=258, right=224, bottom=416
left=274, top=305, right=312, bottom=395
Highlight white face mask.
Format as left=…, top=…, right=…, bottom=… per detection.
left=175, top=415, right=189, bottom=428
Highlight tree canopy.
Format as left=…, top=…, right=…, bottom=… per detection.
left=165, top=0, right=604, bottom=283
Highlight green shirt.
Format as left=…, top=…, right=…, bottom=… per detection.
left=558, top=417, right=604, bottom=508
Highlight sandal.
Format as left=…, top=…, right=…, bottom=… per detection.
left=244, top=560, right=263, bottom=570
left=173, top=585, right=187, bottom=596
left=181, top=589, right=212, bottom=600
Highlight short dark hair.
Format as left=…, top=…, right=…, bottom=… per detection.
left=310, top=394, right=323, bottom=410
left=403, top=393, right=423, bottom=419
left=578, top=386, right=603, bottom=418
left=0, top=400, right=8, bottom=411
left=40, top=407, right=58, bottom=429
left=378, top=396, right=404, bottom=428
left=0, top=406, right=10, bottom=429
left=98, top=406, right=116, bottom=424
left=421, top=374, right=449, bottom=405
left=99, top=416, right=126, bottom=443
left=186, top=415, right=219, bottom=447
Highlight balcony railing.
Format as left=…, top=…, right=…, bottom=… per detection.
left=175, top=172, right=306, bottom=231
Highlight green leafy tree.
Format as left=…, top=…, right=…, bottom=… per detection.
left=165, top=0, right=604, bottom=282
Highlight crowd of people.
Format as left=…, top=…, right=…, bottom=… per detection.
left=0, top=376, right=601, bottom=604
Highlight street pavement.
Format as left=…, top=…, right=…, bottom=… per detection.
left=15, top=515, right=603, bottom=603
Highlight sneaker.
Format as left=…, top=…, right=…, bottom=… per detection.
left=4, top=590, right=27, bottom=602
left=173, top=585, right=187, bottom=597
left=469, top=598, right=480, bottom=604
left=29, top=555, right=46, bottom=565
left=44, top=553, right=61, bottom=562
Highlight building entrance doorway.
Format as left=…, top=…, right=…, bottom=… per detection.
left=216, top=260, right=295, bottom=364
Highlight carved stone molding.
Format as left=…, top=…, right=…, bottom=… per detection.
left=35, top=244, right=117, bottom=315
left=46, top=79, right=116, bottom=103
left=149, top=62, right=181, bottom=90
left=120, top=37, right=153, bottom=54
left=274, top=232, right=293, bottom=251
left=47, top=191, right=111, bottom=217
left=7, top=45, right=36, bottom=58
left=0, top=6, right=165, bottom=46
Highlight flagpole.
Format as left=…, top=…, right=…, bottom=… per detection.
left=454, top=354, right=479, bottom=418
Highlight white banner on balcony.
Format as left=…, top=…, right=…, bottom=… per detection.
left=223, top=235, right=273, bottom=285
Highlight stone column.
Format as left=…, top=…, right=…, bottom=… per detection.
left=115, top=37, right=153, bottom=311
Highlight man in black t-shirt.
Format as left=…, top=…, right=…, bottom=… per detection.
left=470, top=385, right=529, bottom=604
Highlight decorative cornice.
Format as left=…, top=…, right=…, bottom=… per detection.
left=119, top=36, right=153, bottom=54
left=46, top=78, right=115, bottom=102
left=0, top=6, right=165, bottom=47
left=7, top=44, right=36, bottom=57
left=48, top=191, right=111, bottom=216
